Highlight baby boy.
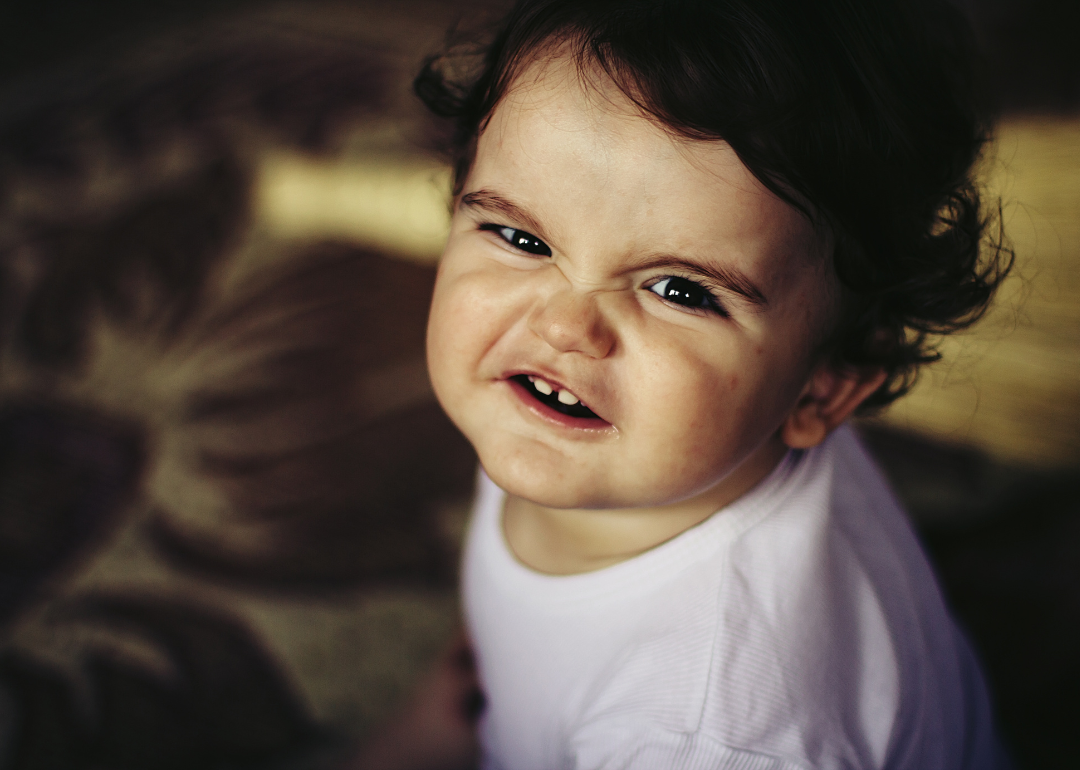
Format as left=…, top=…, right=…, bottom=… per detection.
left=415, top=0, right=1012, bottom=767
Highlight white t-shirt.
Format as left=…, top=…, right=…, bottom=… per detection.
left=462, top=426, right=1007, bottom=770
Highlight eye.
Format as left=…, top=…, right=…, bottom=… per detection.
left=647, top=276, right=726, bottom=316
left=481, top=224, right=551, bottom=256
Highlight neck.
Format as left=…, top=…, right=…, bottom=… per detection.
left=502, top=436, right=789, bottom=575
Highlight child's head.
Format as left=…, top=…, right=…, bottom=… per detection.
left=418, top=0, right=1010, bottom=512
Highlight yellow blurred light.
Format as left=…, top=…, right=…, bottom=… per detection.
left=255, top=151, right=452, bottom=263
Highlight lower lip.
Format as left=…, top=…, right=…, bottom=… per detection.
left=506, top=378, right=613, bottom=432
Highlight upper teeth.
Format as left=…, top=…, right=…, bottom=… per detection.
left=528, top=375, right=580, bottom=405
left=557, top=390, right=579, bottom=405
left=529, top=376, right=553, bottom=395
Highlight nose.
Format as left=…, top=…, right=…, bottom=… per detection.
left=527, top=288, right=616, bottom=359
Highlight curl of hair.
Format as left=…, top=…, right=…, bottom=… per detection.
left=414, top=0, right=1014, bottom=410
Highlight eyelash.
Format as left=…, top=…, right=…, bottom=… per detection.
left=480, top=224, right=551, bottom=256
left=479, top=223, right=727, bottom=317
left=646, top=276, right=728, bottom=317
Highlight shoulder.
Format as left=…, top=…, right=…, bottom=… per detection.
left=699, top=425, right=1003, bottom=769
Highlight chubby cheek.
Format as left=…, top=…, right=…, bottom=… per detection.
left=667, top=380, right=745, bottom=483
left=620, top=341, right=795, bottom=500
left=427, top=273, right=482, bottom=404
left=426, top=261, right=523, bottom=410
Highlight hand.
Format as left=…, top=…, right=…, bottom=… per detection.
left=348, top=630, right=484, bottom=770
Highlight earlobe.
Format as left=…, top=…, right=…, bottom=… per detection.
left=781, top=364, right=888, bottom=449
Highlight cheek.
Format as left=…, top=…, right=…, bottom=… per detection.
left=614, top=357, right=743, bottom=503
left=426, top=262, right=525, bottom=383
left=427, top=276, right=479, bottom=390
left=427, top=266, right=480, bottom=398
left=626, top=341, right=737, bottom=447
left=427, top=271, right=467, bottom=354
left=628, top=338, right=790, bottom=459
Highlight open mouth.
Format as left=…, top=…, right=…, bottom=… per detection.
left=510, top=374, right=600, bottom=420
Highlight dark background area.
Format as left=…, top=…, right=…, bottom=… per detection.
left=0, top=1, right=261, bottom=82
left=2, top=0, right=1078, bottom=112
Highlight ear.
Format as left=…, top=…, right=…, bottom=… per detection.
left=781, top=363, right=888, bottom=449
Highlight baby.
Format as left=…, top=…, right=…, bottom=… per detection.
left=412, top=0, right=1012, bottom=767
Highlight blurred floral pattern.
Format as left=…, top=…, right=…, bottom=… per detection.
left=0, top=10, right=478, bottom=768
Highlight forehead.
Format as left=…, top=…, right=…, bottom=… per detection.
left=470, top=55, right=827, bottom=293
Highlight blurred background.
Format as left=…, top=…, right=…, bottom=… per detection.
left=0, top=1, right=1075, bottom=768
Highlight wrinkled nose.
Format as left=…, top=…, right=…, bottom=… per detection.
left=527, top=288, right=616, bottom=358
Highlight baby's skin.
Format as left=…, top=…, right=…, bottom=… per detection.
left=427, top=53, right=884, bottom=575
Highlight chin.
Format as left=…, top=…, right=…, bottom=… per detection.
left=480, top=465, right=565, bottom=508
left=479, top=455, right=607, bottom=510
left=483, top=459, right=693, bottom=511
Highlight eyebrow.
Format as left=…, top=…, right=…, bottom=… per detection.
left=632, top=255, right=768, bottom=307
left=461, top=188, right=768, bottom=307
left=460, top=189, right=547, bottom=239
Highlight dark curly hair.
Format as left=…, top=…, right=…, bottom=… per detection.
left=414, top=0, right=1012, bottom=409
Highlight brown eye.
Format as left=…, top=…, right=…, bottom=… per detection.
left=648, top=277, right=726, bottom=315
left=482, top=224, right=551, bottom=256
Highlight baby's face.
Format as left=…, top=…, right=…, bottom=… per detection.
left=427, top=56, right=838, bottom=512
